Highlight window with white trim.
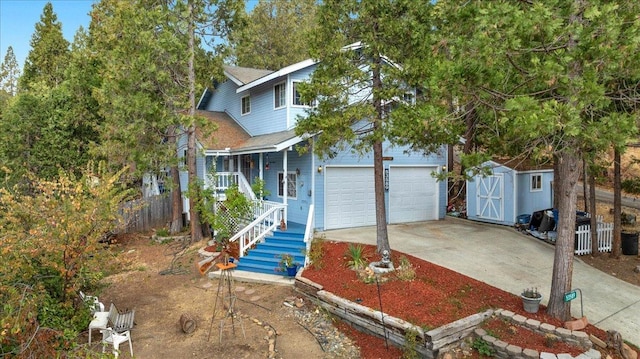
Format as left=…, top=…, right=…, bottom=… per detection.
left=530, top=173, right=542, bottom=192
left=274, top=82, right=286, bottom=109
left=278, top=172, right=297, bottom=199
left=241, top=95, right=251, bottom=115
left=293, top=81, right=315, bottom=107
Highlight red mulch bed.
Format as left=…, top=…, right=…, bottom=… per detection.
left=301, top=241, right=622, bottom=359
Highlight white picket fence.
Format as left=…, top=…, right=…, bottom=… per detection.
left=575, top=220, right=613, bottom=255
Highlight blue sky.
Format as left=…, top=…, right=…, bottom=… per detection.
left=0, top=0, right=96, bottom=69
left=0, top=0, right=260, bottom=70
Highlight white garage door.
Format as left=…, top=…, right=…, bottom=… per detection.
left=325, top=166, right=376, bottom=230
left=389, top=166, right=438, bottom=223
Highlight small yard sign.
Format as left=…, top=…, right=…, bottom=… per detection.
left=563, top=290, right=577, bottom=302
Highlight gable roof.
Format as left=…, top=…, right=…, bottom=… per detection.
left=235, top=59, right=317, bottom=93
left=223, top=65, right=274, bottom=86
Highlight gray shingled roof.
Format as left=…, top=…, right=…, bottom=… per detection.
left=223, top=65, right=274, bottom=85
left=234, top=129, right=299, bottom=152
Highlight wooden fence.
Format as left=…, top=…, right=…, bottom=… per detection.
left=574, top=221, right=613, bottom=255
left=119, top=194, right=174, bottom=233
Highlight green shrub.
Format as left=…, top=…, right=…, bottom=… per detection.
left=345, top=243, right=368, bottom=270
left=472, top=337, right=494, bottom=357
left=622, top=178, right=640, bottom=194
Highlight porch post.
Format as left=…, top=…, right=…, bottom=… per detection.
left=310, top=138, right=315, bottom=208
left=259, top=153, right=264, bottom=181
left=283, top=149, right=288, bottom=222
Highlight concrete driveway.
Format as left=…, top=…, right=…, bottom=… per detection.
left=320, top=217, right=640, bottom=346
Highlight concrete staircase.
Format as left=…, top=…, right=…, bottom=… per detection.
left=235, top=223, right=306, bottom=276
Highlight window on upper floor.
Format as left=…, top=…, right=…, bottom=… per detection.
left=274, top=82, right=286, bottom=109
left=530, top=173, right=542, bottom=192
left=293, top=81, right=315, bottom=107
left=241, top=95, right=251, bottom=115
left=278, top=172, right=297, bottom=199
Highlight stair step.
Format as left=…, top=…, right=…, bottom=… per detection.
left=273, top=231, right=304, bottom=239
left=236, top=262, right=283, bottom=275
left=248, top=248, right=305, bottom=259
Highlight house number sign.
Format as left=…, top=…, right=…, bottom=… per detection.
left=384, top=168, right=389, bottom=191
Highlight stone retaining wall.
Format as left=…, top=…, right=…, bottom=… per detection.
left=296, top=272, right=596, bottom=359
left=295, top=272, right=492, bottom=358
left=473, top=309, right=595, bottom=359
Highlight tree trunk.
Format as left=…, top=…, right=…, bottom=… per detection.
left=372, top=54, right=390, bottom=255
left=582, top=157, right=588, bottom=213
left=612, top=147, right=621, bottom=258
left=546, top=150, right=581, bottom=321
left=588, top=169, right=598, bottom=256
left=187, top=0, right=202, bottom=241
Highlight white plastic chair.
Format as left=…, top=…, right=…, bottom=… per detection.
left=100, top=327, right=133, bottom=358
left=80, top=291, right=105, bottom=313
left=88, top=311, right=109, bottom=344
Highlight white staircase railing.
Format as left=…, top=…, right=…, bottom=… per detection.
left=303, top=204, right=315, bottom=267
left=206, top=172, right=256, bottom=201
left=229, top=200, right=287, bottom=258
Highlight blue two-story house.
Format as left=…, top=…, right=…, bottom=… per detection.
left=178, top=54, right=449, bottom=272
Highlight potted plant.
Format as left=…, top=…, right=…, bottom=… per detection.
left=278, top=253, right=299, bottom=277
left=521, top=287, right=543, bottom=313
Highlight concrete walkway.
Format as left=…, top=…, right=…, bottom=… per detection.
left=320, top=217, right=640, bottom=347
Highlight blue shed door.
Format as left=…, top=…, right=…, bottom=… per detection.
left=476, top=174, right=504, bottom=221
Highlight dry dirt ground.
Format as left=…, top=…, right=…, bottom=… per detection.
left=89, top=233, right=328, bottom=359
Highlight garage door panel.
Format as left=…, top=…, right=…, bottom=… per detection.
left=325, top=167, right=376, bottom=229
left=389, top=167, right=438, bottom=223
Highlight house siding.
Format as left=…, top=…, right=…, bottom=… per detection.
left=515, top=170, right=554, bottom=219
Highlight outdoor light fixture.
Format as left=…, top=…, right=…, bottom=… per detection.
left=442, top=165, right=447, bottom=172
left=296, top=168, right=300, bottom=175
left=317, top=166, right=323, bottom=173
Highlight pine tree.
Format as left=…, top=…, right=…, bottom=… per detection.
left=20, top=2, right=70, bottom=90
left=229, top=0, right=318, bottom=70
left=0, top=46, right=20, bottom=96
left=295, top=1, right=457, bottom=254
left=429, top=0, right=640, bottom=320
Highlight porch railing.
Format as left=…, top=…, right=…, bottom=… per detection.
left=228, top=200, right=287, bottom=258
left=206, top=172, right=256, bottom=201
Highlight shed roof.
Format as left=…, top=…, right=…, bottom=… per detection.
left=491, top=156, right=554, bottom=172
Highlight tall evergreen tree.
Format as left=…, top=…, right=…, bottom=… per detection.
left=20, top=2, right=70, bottom=91
left=0, top=46, right=20, bottom=96
left=428, top=0, right=640, bottom=320
left=229, top=0, right=318, bottom=69
left=296, top=0, right=457, bottom=254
